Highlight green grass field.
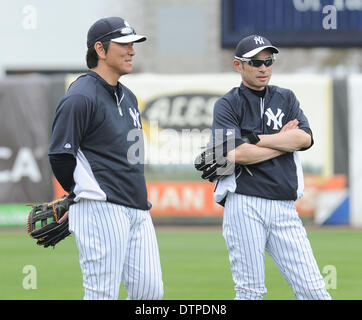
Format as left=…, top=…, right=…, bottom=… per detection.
left=0, top=226, right=361, bottom=300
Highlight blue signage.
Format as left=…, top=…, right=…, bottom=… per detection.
left=222, top=0, right=362, bottom=47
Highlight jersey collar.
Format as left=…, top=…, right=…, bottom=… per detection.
left=87, top=70, right=122, bottom=98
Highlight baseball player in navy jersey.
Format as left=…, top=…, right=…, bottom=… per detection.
left=48, top=17, right=163, bottom=300
left=212, top=35, right=331, bottom=300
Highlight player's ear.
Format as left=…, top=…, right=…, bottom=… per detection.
left=233, top=59, right=242, bottom=73
left=94, top=41, right=107, bottom=60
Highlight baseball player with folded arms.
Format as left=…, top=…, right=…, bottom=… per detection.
left=212, top=35, right=331, bottom=300
left=48, top=17, right=163, bottom=300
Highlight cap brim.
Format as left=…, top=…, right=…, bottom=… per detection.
left=242, top=45, right=279, bottom=58
left=111, top=34, right=147, bottom=44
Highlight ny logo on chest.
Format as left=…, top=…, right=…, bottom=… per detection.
left=129, top=107, right=142, bottom=129
left=265, top=107, right=285, bottom=130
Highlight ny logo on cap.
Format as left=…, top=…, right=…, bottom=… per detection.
left=254, top=36, right=264, bottom=45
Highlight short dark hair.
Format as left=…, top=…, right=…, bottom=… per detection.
left=86, top=41, right=110, bottom=69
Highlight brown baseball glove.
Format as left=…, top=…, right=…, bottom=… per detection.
left=26, top=195, right=72, bottom=248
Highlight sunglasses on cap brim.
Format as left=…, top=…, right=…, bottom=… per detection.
left=235, top=55, right=275, bottom=67
left=93, top=26, right=136, bottom=43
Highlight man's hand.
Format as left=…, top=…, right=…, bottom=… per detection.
left=256, top=119, right=311, bottom=152
left=58, top=211, right=69, bottom=224
left=280, top=119, right=299, bottom=132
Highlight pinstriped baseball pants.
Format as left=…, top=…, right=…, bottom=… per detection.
left=223, top=193, right=331, bottom=300
left=68, top=199, right=163, bottom=300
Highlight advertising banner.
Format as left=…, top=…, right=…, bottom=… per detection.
left=118, top=73, right=333, bottom=176
left=147, top=181, right=223, bottom=216
left=0, top=75, right=53, bottom=203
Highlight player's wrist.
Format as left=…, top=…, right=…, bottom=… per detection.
left=241, top=132, right=260, bottom=145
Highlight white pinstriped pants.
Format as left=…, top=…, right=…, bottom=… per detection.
left=223, top=193, right=331, bottom=300
left=68, top=199, right=163, bottom=300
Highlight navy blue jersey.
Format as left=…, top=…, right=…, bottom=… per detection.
left=213, top=83, right=313, bottom=204
left=49, top=70, right=150, bottom=210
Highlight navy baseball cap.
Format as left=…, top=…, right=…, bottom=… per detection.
left=87, top=17, right=146, bottom=48
left=235, top=35, right=279, bottom=59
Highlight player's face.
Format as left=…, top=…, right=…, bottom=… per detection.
left=234, top=49, right=273, bottom=91
left=105, top=41, right=136, bottom=76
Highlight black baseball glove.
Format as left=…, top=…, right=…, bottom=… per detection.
left=194, top=146, right=236, bottom=182
left=26, top=195, right=73, bottom=248
left=194, top=133, right=260, bottom=182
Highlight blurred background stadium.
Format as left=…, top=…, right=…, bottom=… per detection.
left=1, top=0, right=362, bottom=300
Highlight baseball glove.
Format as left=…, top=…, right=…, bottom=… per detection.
left=26, top=195, right=72, bottom=248
left=194, top=133, right=260, bottom=182
left=194, top=146, right=235, bottom=182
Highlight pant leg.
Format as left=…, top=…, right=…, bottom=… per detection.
left=265, top=200, right=331, bottom=300
left=69, top=199, right=130, bottom=300
left=223, top=193, right=268, bottom=300
left=122, top=209, right=164, bottom=300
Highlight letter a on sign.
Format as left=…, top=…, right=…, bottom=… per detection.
left=322, top=5, right=337, bottom=30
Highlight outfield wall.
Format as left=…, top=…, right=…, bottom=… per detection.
left=348, top=75, right=362, bottom=227
left=0, top=73, right=359, bottom=227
